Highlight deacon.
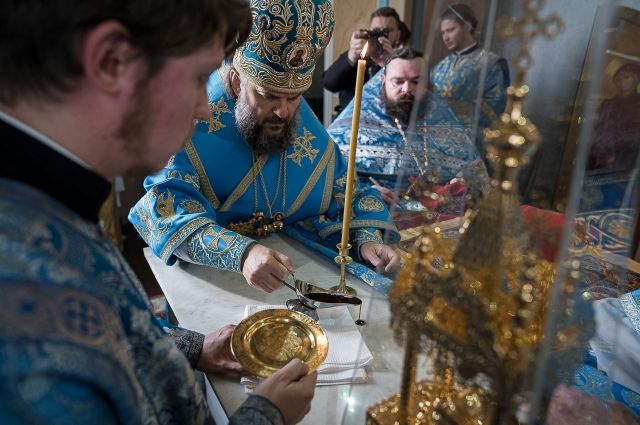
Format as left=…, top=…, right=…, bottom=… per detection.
left=0, top=0, right=316, bottom=423
left=130, top=0, right=401, bottom=292
left=431, top=4, right=510, bottom=156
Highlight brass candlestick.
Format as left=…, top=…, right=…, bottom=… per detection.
left=331, top=243, right=357, bottom=295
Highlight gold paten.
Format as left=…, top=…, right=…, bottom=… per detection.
left=231, top=309, right=328, bottom=378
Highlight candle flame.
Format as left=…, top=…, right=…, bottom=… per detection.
left=361, top=42, right=369, bottom=59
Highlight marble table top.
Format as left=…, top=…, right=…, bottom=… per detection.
left=143, top=233, right=403, bottom=425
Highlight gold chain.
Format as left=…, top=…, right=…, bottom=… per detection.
left=233, top=152, right=287, bottom=236
left=258, top=152, right=286, bottom=219
left=395, top=117, right=428, bottom=177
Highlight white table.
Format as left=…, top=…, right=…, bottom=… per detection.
left=143, top=234, right=403, bottom=425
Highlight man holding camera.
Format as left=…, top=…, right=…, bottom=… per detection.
left=323, top=7, right=404, bottom=113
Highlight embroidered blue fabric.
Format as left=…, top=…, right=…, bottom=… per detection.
left=129, top=68, right=399, bottom=285
left=327, top=69, right=488, bottom=195
left=0, top=179, right=287, bottom=424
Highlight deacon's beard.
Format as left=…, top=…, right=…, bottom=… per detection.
left=235, top=91, right=299, bottom=156
left=382, top=86, right=415, bottom=126
left=117, top=82, right=196, bottom=178
left=118, top=82, right=156, bottom=177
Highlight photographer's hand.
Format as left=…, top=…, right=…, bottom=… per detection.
left=348, top=31, right=366, bottom=64
left=371, top=36, right=394, bottom=67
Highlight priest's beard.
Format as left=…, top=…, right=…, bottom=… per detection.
left=235, top=91, right=299, bottom=156
left=382, top=86, right=415, bottom=126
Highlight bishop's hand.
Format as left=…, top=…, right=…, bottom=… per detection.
left=241, top=244, right=294, bottom=292
left=359, top=242, right=400, bottom=275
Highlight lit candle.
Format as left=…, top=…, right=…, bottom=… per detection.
left=340, top=42, right=368, bottom=250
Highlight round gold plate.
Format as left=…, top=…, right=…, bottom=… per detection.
left=231, top=309, right=328, bottom=378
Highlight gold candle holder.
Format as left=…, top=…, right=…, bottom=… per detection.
left=331, top=242, right=357, bottom=295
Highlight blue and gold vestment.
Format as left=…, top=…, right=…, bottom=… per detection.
left=129, top=69, right=399, bottom=284
left=431, top=45, right=510, bottom=154
left=327, top=70, right=488, bottom=193
left=0, top=117, right=284, bottom=424
left=0, top=180, right=210, bottom=424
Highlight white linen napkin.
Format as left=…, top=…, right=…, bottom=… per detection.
left=240, top=304, right=372, bottom=390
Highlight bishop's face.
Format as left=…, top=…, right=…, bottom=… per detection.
left=234, top=76, right=302, bottom=155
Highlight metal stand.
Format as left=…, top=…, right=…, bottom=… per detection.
left=330, top=242, right=357, bottom=296
left=285, top=298, right=319, bottom=321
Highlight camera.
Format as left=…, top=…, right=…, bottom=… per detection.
left=356, top=28, right=390, bottom=59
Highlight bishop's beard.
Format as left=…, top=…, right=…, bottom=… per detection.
left=382, top=86, right=415, bottom=126
left=235, top=92, right=299, bottom=156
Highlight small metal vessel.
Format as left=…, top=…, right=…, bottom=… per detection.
left=283, top=277, right=362, bottom=321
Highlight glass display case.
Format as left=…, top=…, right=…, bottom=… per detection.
left=334, top=1, right=640, bottom=424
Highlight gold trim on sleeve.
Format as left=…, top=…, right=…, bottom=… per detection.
left=160, top=216, right=213, bottom=262
left=185, top=141, right=221, bottom=209
left=317, top=219, right=398, bottom=239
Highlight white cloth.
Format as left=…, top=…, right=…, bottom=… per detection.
left=590, top=297, right=640, bottom=394
left=240, top=305, right=372, bottom=390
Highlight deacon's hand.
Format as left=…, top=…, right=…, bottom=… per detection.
left=254, top=359, right=317, bottom=425
left=360, top=242, right=400, bottom=275
left=196, top=324, right=245, bottom=375
left=241, top=244, right=294, bottom=293
left=348, top=31, right=366, bottom=63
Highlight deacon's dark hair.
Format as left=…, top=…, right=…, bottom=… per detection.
left=370, top=6, right=401, bottom=28
left=384, top=47, right=424, bottom=67
left=0, top=0, right=251, bottom=105
left=441, top=4, right=478, bottom=34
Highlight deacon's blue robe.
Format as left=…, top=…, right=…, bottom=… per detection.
left=327, top=69, right=488, bottom=194
left=0, top=117, right=283, bottom=424
left=431, top=45, right=510, bottom=155
left=129, top=68, right=399, bottom=291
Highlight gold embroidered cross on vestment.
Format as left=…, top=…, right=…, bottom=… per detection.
left=287, top=128, right=319, bottom=166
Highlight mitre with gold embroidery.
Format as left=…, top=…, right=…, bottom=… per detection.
left=233, top=0, right=335, bottom=94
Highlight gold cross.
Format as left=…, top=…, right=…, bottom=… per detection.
left=497, top=0, right=564, bottom=84
left=287, top=128, right=319, bottom=166
left=207, top=98, right=231, bottom=133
